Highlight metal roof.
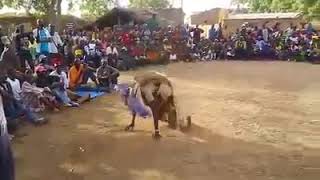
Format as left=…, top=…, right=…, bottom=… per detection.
left=226, top=12, right=302, bottom=20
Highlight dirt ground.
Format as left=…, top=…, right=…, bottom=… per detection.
left=14, top=61, right=320, bottom=180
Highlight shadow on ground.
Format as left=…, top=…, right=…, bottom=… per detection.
left=13, top=95, right=320, bottom=180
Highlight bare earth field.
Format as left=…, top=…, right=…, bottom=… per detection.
left=14, top=61, right=320, bottom=180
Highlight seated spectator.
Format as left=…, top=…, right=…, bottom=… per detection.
left=69, top=59, right=98, bottom=90
left=169, top=53, right=177, bottom=61
left=74, top=45, right=84, bottom=60
left=3, top=69, right=46, bottom=125
left=50, top=65, right=79, bottom=107
left=235, top=36, right=248, bottom=59
left=35, top=66, right=51, bottom=88
left=84, top=48, right=101, bottom=69
left=97, top=60, right=120, bottom=90
left=118, top=47, right=136, bottom=70
left=106, top=43, right=119, bottom=67
left=224, top=39, right=235, bottom=60
left=21, top=70, right=60, bottom=112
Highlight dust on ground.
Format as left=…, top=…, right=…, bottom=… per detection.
left=14, top=61, right=320, bottom=180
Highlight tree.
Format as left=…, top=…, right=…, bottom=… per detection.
left=1, top=0, right=65, bottom=23
left=233, top=0, right=320, bottom=20
left=0, top=0, right=33, bottom=12
left=80, top=0, right=113, bottom=20
left=129, top=0, right=170, bottom=9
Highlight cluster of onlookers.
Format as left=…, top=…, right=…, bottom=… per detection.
left=61, top=20, right=320, bottom=65
left=200, top=22, right=320, bottom=62
left=0, top=19, right=121, bottom=138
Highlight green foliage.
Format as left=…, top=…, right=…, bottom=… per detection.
left=0, top=0, right=58, bottom=15
left=233, top=0, right=320, bottom=19
left=129, top=0, right=170, bottom=9
left=80, top=0, right=112, bottom=19
left=0, top=0, right=31, bottom=10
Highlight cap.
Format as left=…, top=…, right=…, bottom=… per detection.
left=35, top=65, right=47, bottom=73
left=38, top=54, right=47, bottom=61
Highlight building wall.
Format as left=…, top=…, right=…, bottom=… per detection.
left=191, top=8, right=228, bottom=25
left=157, top=8, right=185, bottom=26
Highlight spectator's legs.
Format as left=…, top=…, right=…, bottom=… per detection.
left=111, top=73, right=119, bottom=85
left=52, top=89, right=72, bottom=105
left=82, top=69, right=98, bottom=87
left=98, top=78, right=110, bottom=88
left=19, top=50, right=34, bottom=71
left=4, top=101, right=23, bottom=120
left=39, top=97, right=60, bottom=111
left=18, top=55, right=27, bottom=72
left=0, top=133, right=15, bottom=180
left=13, top=100, right=38, bottom=123
left=26, top=56, right=34, bottom=71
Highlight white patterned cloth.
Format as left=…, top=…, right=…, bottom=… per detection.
left=0, top=94, right=8, bottom=136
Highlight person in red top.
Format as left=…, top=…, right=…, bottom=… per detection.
left=121, top=32, right=132, bottom=47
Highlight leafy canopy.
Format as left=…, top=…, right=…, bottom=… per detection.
left=233, top=0, right=320, bottom=20
left=129, top=0, right=170, bottom=9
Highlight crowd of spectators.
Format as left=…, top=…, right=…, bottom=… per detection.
left=0, top=16, right=319, bottom=137
left=0, top=14, right=320, bottom=180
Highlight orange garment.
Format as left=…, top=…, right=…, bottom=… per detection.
left=69, top=64, right=84, bottom=89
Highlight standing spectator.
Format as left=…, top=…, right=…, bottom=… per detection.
left=48, top=24, right=63, bottom=59
left=209, top=25, right=217, bottom=41
left=0, top=25, right=4, bottom=54
left=146, top=14, right=159, bottom=33
left=180, top=24, right=189, bottom=41
left=217, top=23, right=223, bottom=39
left=16, top=24, right=34, bottom=71
left=261, top=24, right=270, bottom=42
left=306, top=23, right=315, bottom=35
left=0, top=72, right=15, bottom=180
left=33, top=19, right=51, bottom=56
left=0, top=25, right=11, bottom=61
left=286, top=23, right=295, bottom=37
left=190, top=25, right=204, bottom=45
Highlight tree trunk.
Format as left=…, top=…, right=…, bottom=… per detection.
left=56, top=0, right=63, bottom=31
left=48, top=0, right=57, bottom=25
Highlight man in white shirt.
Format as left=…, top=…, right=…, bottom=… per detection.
left=262, top=24, right=270, bottom=42
left=48, top=24, right=63, bottom=54
left=6, top=75, right=21, bottom=101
